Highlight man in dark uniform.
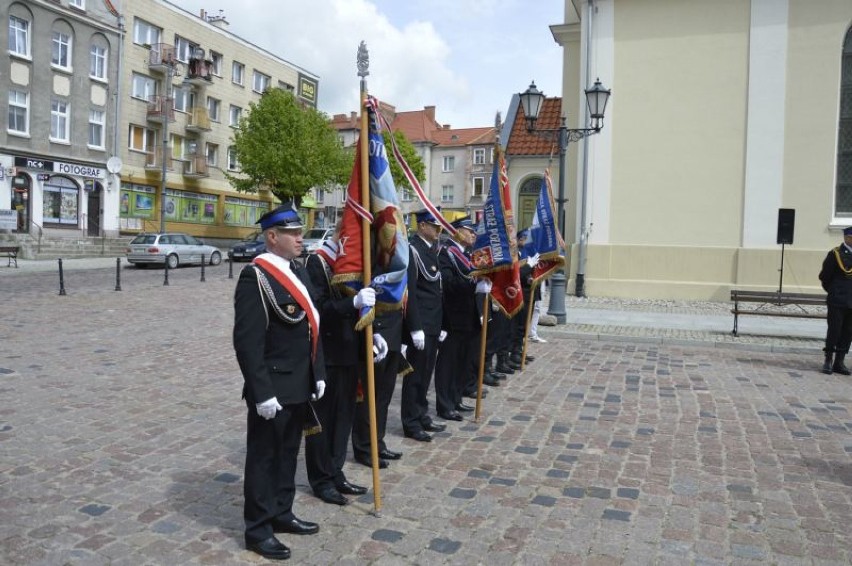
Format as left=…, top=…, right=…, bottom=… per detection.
left=402, top=208, right=448, bottom=442
left=434, top=216, right=490, bottom=420
left=818, top=226, right=852, bottom=375
left=303, top=227, right=387, bottom=504
left=233, top=202, right=325, bottom=561
left=509, top=230, right=539, bottom=367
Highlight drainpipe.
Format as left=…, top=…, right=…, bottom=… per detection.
left=574, top=0, right=594, bottom=297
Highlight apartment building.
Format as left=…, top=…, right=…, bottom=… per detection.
left=1, top=0, right=122, bottom=237
left=119, top=0, right=318, bottom=240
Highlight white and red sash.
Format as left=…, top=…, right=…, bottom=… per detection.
left=253, top=254, right=320, bottom=361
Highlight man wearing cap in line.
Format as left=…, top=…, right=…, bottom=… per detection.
left=818, top=226, right=852, bottom=375
left=509, top=229, right=539, bottom=367
left=401, top=208, right=448, bottom=442
left=233, top=202, right=326, bottom=561
left=434, top=216, right=491, bottom=421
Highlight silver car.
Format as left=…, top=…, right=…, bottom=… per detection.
left=126, top=232, right=223, bottom=268
left=301, top=227, right=333, bottom=257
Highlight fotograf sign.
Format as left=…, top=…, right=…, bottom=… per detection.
left=54, top=161, right=105, bottom=179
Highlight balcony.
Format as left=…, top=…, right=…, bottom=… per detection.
left=183, top=156, right=209, bottom=179
left=185, top=57, right=214, bottom=86
left=144, top=147, right=173, bottom=171
left=148, top=43, right=177, bottom=73
left=186, top=107, right=212, bottom=132
left=147, top=95, right=175, bottom=123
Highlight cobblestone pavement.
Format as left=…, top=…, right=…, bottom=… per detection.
left=1, top=263, right=850, bottom=565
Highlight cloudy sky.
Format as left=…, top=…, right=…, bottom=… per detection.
left=169, top=0, right=565, bottom=129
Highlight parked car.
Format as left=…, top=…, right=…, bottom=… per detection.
left=126, top=233, right=222, bottom=268
left=301, top=227, right=333, bottom=256
left=228, top=231, right=266, bottom=262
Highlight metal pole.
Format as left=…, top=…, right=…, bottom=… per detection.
left=58, top=258, right=67, bottom=296
left=546, top=120, right=568, bottom=324
left=228, top=257, right=233, bottom=279
left=159, top=63, right=173, bottom=234
left=115, top=257, right=122, bottom=291
left=163, top=257, right=170, bottom=286
left=200, top=254, right=206, bottom=282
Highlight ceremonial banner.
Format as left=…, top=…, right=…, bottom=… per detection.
left=332, top=98, right=408, bottom=329
left=525, top=169, right=565, bottom=283
left=470, top=148, right=523, bottom=317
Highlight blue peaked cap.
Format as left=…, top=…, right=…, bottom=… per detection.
left=451, top=216, right=475, bottom=231
left=257, top=201, right=303, bottom=230
left=844, top=226, right=852, bottom=236
left=415, top=207, right=441, bottom=225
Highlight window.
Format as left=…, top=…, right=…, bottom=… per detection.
left=442, top=155, right=455, bottom=172
left=129, top=124, right=156, bottom=153
left=837, top=27, right=852, bottom=216
left=43, top=176, right=79, bottom=225
left=207, top=97, right=220, bottom=121
left=131, top=73, right=156, bottom=100
left=51, top=31, right=72, bottom=70
left=8, top=90, right=28, bottom=135
left=227, top=147, right=240, bottom=171
left=88, top=109, right=105, bottom=148
left=473, top=148, right=485, bottom=165
left=252, top=71, right=270, bottom=93
left=210, top=51, right=222, bottom=75
left=441, top=185, right=454, bottom=203
left=232, top=61, right=244, bottom=85
left=133, top=18, right=160, bottom=46
left=9, top=15, right=30, bottom=57
left=173, top=86, right=190, bottom=113
left=229, top=105, right=242, bottom=127
left=206, top=143, right=219, bottom=166
left=279, top=80, right=294, bottom=92
left=174, top=35, right=197, bottom=63
left=472, top=177, right=485, bottom=197
left=170, top=134, right=188, bottom=160
left=315, top=188, right=325, bottom=204
left=90, top=44, right=107, bottom=79
left=50, top=99, right=70, bottom=142
left=69, top=0, right=85, bottom=8
left=401, top=188, right=414, bottom=202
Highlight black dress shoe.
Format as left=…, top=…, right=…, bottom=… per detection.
left=490, top=370, right=508, bottom=380
left=405, top=430, right=432, bottom=442
left=247, top=536, right=291, bottom=560
left=455, top=402, right=474, bottom=412
left=495, top=363, right=515, bottom=374
left=483, top=374, right=500, bottom=387
left=378, top=448, right=403, bottom=460
left=336, top=480, right=367, bottom=495
left=438, top=410, right=463, bottom=421
left=271, top=517, right=319, bottom=535
left=464, top=389, right=486, bottom=399
left=354, top=453, right=388, bottom=468
left=423, top=421, right=446, bottom=432
left=316, top=487, right=348, bottom=506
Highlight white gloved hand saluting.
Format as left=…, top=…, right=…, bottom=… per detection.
left=439, top=330, right=448, bottom=342
left=527, top=253, right=540, bottom=268
left=353, top=287, right=376, bottom=310
left=311, top=380, right=326, bottom=401
left=410, top=330, right=425, bottom=350
left=373, top=333, right=388, bottom=363
left=475, top=279, right=492, bottom=294
left=256, top=397, right=282, bottom=420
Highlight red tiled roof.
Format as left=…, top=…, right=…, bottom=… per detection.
left=433, top=127, right=496, bottom=147
left=506, top=97, right=562, bottom=156
left=390, top=107, right=442, bottom=144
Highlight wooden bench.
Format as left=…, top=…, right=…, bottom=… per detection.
left=0, top=245, right=19, bottom=268
left=730, top=289, right=826, bottom=336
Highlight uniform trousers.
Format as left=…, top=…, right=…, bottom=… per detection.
left=401, top=334, right=439, bottom=433
left=825, top=304, right=852, bottom=354
left=305, top=364, right=356, bottom=491
left=434, top=329, right=476, bottom=415
left=351, top=351, right=399, bottom=459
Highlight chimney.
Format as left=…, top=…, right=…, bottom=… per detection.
left=424, top=105, right=436, bottom=122
left=206, top=9, right=229, bottom=29
left=199, top=9, right=206, bottom=19
left=443, top=124, right=451, bottom=129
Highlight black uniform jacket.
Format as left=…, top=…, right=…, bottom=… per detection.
left=819, top=245, right=852, bottom=308
left=519, top=261, right=542, bottom=302
left=304, top=253, right=361, bottom=367
left=234, top=263, right=326, bottom=405
left=406, top=235, right=443, bottom=335
left=439, top=241, right=479, bottom=333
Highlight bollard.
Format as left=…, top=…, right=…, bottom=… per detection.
left=163, top=257, right=170, bottom=286
left=58, top=258, right=67, bottom=296
left=228, top=258, right=233, bottom=279
left=115, top=258, right=122, bottom=291
left=200, top=254, right=206, bottom=282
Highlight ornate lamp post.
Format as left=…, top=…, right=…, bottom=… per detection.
left=519, top=79, right=610, bottom=323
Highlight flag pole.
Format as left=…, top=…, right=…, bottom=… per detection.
left=357, top=41, right=382, bottom=515
left=474, top=291, right=490, bottom=422
left=520, top=281, right=537, bottom=372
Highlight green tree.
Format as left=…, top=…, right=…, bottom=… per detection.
left=382, top=129, right=425, bottom=192
left=227, top=89, right=350, bottom=204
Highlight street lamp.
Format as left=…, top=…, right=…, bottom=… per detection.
left=519, top=78, right=610, bottom=323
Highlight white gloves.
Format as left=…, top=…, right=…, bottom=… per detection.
left=411, top=330, right=425, bottom=350
left=475, top=279, right=492, bottom=294
left=527, top=253, right=540, bottom=268
left=312, top=380, right=326, bottom=401
left=401, top=344, right=408, bottom=357
left=256, top=397, right=282, bottom=420
left=353, top=287, right=376, bottom=309
left=491, top=302, right=500, bottom=313
left=439, top=330, right=447, bottom=342
left=373, top=333, right=388, bottom=362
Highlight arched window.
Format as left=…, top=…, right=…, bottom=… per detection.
left=836, top=27, right=852, bottom=217
left=43, top=175, right=79, bottom=226
left=517, top=176, right=543, bottom=230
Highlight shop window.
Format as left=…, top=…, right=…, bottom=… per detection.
left=43, top=176, right=79, bottom=226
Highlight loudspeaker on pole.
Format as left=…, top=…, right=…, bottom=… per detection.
left=777, top=208, right=795, bottom=245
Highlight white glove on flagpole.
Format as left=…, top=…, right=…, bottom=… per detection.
left=373, top=333, right=388, bottom=363
left=410, top=330, right=425, bottom=350
left=527, top=253, right=540, bottom=268
left=311, top=380, right=326, bottom=401
left=438, top=330, right=447, bottom=342
left=256, top=397, right=283, bottom=420
left=475, top=279, right=492, bottom=294
left=353, top=287, right=376, bottom=309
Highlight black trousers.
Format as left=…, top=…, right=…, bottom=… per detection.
left=401, top=334, right=439, bottom=433
left=511, top=294, right=531, bottom=354
left=487, top=309, right=512, bottom=358
left=434, top=329, right=476, bottom=415
left=825, top=304, right=852, bottom=354
left=351, top=351, right=399, bottom=459
left=244, top=402, right=305, bottom=545
left=305, top=364, right=357, bottom=492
